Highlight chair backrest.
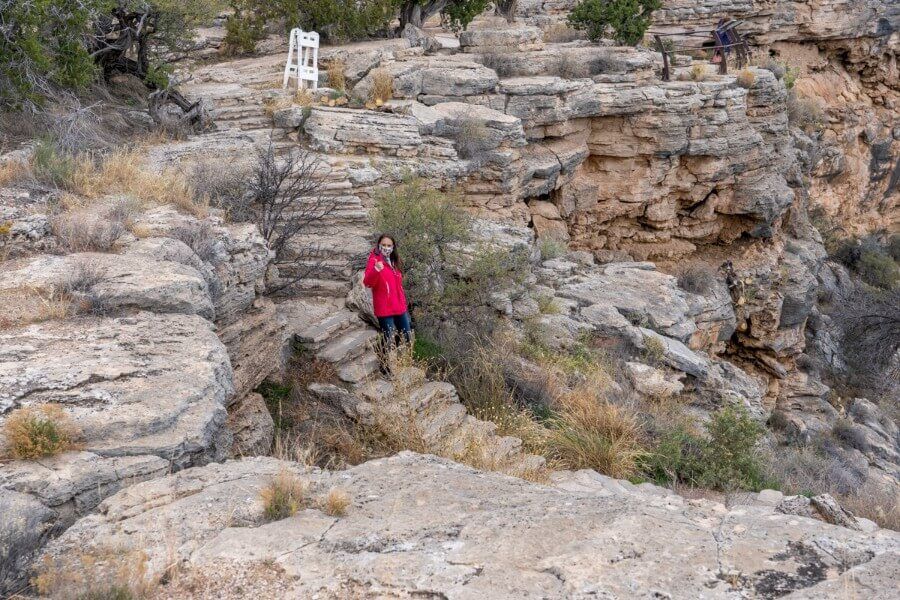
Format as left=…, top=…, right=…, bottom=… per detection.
left=284, top=28, right=319, bottom=90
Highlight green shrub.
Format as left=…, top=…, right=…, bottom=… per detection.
left=225, top=0, right=397, bottom=49
left=31, top=137, right=75, bottom=187
left=833, top=235, right=899, bottom=290
left=0, top=0, right=100, bottom=107
left=857, top=250, right=900, bottom=290
left=567, top=0, right=661, bottom=46
left=642, top=405, right=770, bottom=491
left=539, top=238, right=565, bottom=260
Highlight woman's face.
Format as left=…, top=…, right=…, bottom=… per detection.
left=379, top=238, right=394, bottom=256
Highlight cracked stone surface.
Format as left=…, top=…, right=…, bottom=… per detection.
left=41, top=453, right=900, bottom=599
left=0, top=312, right=234, bottom=594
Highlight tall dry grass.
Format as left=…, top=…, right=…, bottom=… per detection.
left=547, top=386, right=647, bottom=479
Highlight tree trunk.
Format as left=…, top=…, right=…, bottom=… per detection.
left=399, top=0, right=448, bottom=30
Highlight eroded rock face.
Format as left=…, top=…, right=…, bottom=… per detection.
left=41, top=453, right=900, bottom=599
left=0, top=313, right=234, bottom=594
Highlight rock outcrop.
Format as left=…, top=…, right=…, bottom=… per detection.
left=40, top=453, right=900, bottom=599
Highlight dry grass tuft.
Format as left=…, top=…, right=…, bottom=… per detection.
left=33, top=548, right=152, bottom=600
left=690, top=63, right=709, bottom=81
left=260, top=470, right=308, bottom=521
left=327, top=59, right=347, bottom=92
left=322, top=487, right=351, bottom=517
left=2, top=403, right=80, bottom=459
left=0, top=286, right=72, bottom=330
left=0, top=158, right=27, bottom=187
left=263, top=96, right=294, bottom=118
left=839, top=483, right=900, bottom=531
left=543, top=23, right=581, bottom=43
left=294, top=88, right=315, bottom=107
left=547, top=386, right=646, bottom=479
left=735, top=69, right=755, bottom=89
left=370, top=69, right=393, bottom=105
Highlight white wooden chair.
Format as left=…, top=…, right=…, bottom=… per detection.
left=283, top=28, right=319, bottom=90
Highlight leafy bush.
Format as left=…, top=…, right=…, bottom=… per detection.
left=567, top=0, right=661, bottom=46
left=225, top=0, right=397, bottom=50
left=832, top=235, right=899, bottom=290
left=642, top=405, right=770, bottom=491
left=2, top=404, right=80, bottom=459
left=0, top=0, right=100, bottom=107
left=2, top=0, right=223, bottom=107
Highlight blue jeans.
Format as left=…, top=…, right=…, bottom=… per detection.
left=377, top=311, right=412, bottom=349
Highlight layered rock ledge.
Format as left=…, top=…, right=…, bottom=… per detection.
left=41, top=452, right=900, bottom=599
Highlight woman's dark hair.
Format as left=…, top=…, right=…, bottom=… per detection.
left=376, top=234, right=401, bottom=269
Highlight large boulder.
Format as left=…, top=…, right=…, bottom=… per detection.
left=40, top=453, right=900, bottom=598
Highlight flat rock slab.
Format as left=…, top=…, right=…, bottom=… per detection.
left=0, top=252, right=214, bottom=319
left=0, top=312, right=233, bottom=461
left=42, top=453, right=900, bottom=599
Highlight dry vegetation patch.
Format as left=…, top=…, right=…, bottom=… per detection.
left=260, top=470, right=309, bottom=521
left=369, top=69, right=393, bottom=105
left=322, top=487, right=351, bottom=516
left=2, top=403, right=80, bottom=459
left=33, top=548, right=152, bottom=600
left=0, top=286, right=73, bottom=330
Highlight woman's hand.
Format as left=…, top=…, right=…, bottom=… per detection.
left=374, top=261, right=384, bottom=272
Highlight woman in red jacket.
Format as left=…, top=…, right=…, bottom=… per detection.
left=363, top=234, right=412, bottom=351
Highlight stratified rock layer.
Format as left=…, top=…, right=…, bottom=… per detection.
left=42, top=453, right=900, bottom=599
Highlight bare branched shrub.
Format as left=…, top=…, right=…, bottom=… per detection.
left=677, top=264, right=717, bottom=295
left=370, top=69, right=393, bottom=104
left=787, top=91, right=824, bottom=132
left=45, top=96, right=110, bottom=155
left=189, top=160, right=253, bottom=222
left=51, top=210, right=126, bottom=253
left=170, top=221, right=221, bottom=265
left=2, top=404, right=80, bottom=459
left=832, top=286, right=900, bottom=398
left=260, top=470, right=308, bottom=521
left=248, top=144, right=337, bottom=293
left=62, top=260, right=112, bottom=316
left=452, top=117, right=494, bottom=163
left=735, top=69, right=755, bottom=89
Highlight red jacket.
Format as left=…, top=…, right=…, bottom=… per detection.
left=363, top=250, right=408, bottom=318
